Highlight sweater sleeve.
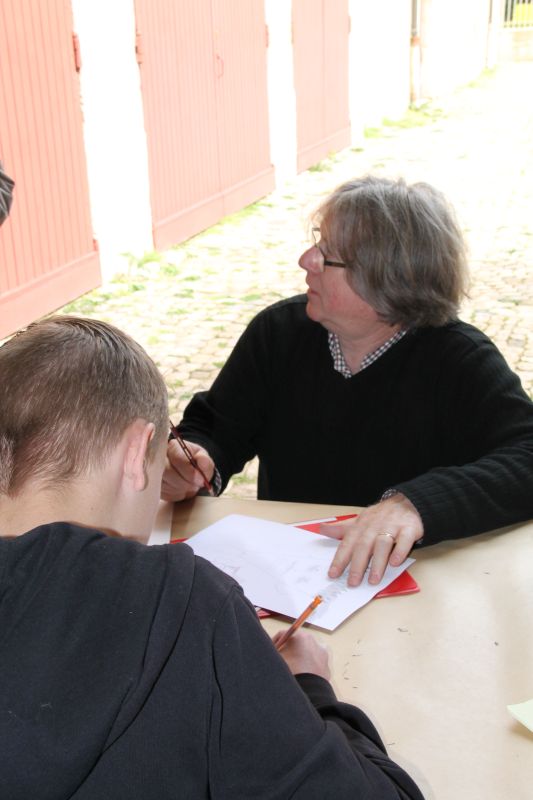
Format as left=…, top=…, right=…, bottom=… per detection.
left=178, top=306, right=274, bottom=492
left=208, top=586, right=425, bottom=800
left=395, top=331, right=533, bottom=544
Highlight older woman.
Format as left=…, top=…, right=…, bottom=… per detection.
left=163, top=175, right=533, bottom=585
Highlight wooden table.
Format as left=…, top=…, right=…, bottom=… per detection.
left=172, top=496, right=533, bottom=800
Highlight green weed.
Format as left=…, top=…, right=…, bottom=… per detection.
left=231, top=474, right=254, bottom=485
left=308, top=160, right=332, bottom=173
left=363, top=127, right=382, bottom=139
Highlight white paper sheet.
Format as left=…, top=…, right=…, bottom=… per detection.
left=188, top=514, right=414, bottom=631
left=147, top=500, right=173, bottom=546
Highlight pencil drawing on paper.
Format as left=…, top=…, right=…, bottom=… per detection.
left=188, top=515, right=414, bottom=631
left=205, top=543, right=328, bottom=595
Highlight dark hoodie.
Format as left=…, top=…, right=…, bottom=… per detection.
left=0, top=523, right=424, bottom=799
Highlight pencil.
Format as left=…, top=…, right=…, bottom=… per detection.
left=275, top=595, right=323, bottom=650
left=169, top=420, right=215, bottom=496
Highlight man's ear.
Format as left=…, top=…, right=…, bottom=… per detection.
left=123, top=420, right=155, bottom=493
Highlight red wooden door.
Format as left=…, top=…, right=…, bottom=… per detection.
left=0, top=0, right=100, bottom=340
left=134, top=0, right=274, bottom=250
left=211, top=0, right=273, bottom=213
left=292, top=0, right=351, bottom=173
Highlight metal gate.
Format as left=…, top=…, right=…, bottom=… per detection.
left=134, top=0, right=274, bottom=250
left=504, top=0, right=533, bottom=26
left=292, top=0, right=351, bottom=173
left=0, top=0, right=100, bottom=340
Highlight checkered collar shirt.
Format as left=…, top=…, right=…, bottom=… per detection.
left=328, top=329, right=408, bottom=378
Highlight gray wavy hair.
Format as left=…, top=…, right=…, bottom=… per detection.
left=0, top=162, right=15, bottom=225
left=314, top=175, right=469, bottom=328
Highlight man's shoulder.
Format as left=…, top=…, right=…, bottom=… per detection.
left=71, top=530, right=239, bottom=610
left=9, top=522, right=194, bottom=594
left=188, top=551, right=245, bottom=612
left=5, top=523, right=240, bottom=639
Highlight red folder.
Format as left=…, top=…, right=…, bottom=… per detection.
left=171, top=514, right=419, bottom=618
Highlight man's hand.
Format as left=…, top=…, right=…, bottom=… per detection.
left=161, top=439, right=215, bottom=502
left=321, top=493, right=424, bottom=587
left=272, top=630, right=331, bottom=680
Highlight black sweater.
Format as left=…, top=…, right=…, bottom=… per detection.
left=0, top=523, right=424, bottom=799
left=180, top=295, right=533, bottom=545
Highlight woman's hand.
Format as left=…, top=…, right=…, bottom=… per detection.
left=322, top=493, right=424, bottom=586
left=161, top=439, right=215, bottom=501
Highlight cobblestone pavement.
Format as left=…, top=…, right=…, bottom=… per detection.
left=61, top=61, right=533, bottom=497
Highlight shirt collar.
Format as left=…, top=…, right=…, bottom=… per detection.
left=328, top=329, right=408, bottom=378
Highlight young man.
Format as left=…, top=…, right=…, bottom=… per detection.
left=0, top=316, right=424, bottom=799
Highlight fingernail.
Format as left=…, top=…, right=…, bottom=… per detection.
left=329, top=567, right=339, bottom=578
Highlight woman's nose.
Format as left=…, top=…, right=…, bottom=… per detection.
left=298, top=246, right=318, bottom=273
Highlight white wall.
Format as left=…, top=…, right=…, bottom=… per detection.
left=420, top=0, right=492, bottom=98
left=71, top=0, right=153, bottom=281
left=266, top=0, right=413, bottom=178
left=488, top=0, right=504, bottom=67
left=349, top=0, right=412, bottom=139
left=264, top=0, right=298, bottom=186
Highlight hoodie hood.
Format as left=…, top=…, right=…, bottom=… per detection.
left=0, top=523, right=194, bottom=800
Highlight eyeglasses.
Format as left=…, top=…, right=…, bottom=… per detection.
left=310, top=228, right=346, bottom=272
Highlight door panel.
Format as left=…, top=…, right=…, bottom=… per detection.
left=0, top=0, right=100, bottom=339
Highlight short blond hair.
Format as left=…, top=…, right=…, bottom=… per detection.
left=0, top=316, right=168, bottom=495
left=315, top=175, right=469, bottom=327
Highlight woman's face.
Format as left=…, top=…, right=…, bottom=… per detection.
left=298, top=235, right=382, bottom=341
